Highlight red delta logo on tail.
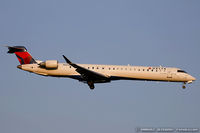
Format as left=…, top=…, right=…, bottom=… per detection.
left=7, top=46, right=36, bottom=64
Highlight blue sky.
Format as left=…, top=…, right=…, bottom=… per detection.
left=0, top=0, right=200, bottom=133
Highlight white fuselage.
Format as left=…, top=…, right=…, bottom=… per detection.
left=18, top=63, right=195, bottom=83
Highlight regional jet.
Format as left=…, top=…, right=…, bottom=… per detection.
left=6, top=46, right=196, bottom=90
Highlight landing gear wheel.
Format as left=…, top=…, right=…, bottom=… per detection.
left=182, top=85, right=186, bottom=89
left=89, top=85, right=94, bottom=90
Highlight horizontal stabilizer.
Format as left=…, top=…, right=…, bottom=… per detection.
left=7, top=46, right=27, bottom=53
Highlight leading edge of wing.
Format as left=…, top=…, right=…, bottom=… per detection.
left=62, top=55, right=110, bottom=80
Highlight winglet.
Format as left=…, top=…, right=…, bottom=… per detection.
left=62, top=55, right=72, bottom=64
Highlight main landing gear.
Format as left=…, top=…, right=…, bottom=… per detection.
left=87, top=81, right=95, bottom=90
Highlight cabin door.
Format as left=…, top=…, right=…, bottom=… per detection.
left=167, top=71, right=172, bottom=78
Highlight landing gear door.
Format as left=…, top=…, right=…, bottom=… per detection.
left=167, top=71, right=172, bottom=78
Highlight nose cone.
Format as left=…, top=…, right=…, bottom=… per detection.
left=17, top=65, right=22, bottom=69
left=192, top=76, right=196, bottom=81
left=190, top=76, right=196, bottom=81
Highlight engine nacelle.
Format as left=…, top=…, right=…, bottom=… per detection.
left=39, top=60, right=58, bottom=69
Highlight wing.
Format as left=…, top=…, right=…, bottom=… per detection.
left=62, top=55, right=110, bottom=83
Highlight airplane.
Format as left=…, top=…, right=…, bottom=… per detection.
left=6, top=46, right=196, bottom=90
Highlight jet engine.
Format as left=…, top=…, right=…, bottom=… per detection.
left=39, top=60, right=58, bottom=69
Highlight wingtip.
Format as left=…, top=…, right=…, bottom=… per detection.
left=62, top=55, right=65, bottom=58
left=62, top=55, right=72, bottom=64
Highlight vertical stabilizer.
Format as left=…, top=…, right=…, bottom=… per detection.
left=7, top=46, right=36, bottom=64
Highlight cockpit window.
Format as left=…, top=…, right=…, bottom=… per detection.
left=177, top=70, right=187, bottom=73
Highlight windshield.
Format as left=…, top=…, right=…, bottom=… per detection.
left=177, top=70, right=187, bottom=73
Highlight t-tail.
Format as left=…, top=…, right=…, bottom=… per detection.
left=7, top=46, right=36, bottom=64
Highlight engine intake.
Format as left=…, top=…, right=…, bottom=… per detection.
left=39, top=60, right=58, bottom=69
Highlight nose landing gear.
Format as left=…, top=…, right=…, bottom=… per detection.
left=182, top=85, right=186, bottom=89
left=182, top=82, right=186, bottom=89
